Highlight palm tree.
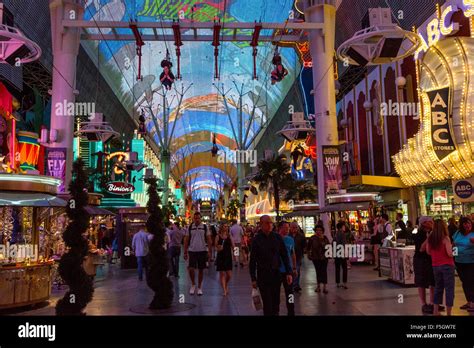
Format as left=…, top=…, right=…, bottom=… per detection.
left=252, top=154, right=292, bottom=221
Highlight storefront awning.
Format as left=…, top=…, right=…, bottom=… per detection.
left=85, top=206, right=116, bottom=216
left=0, top=192, right=67, bottom=207
left=319, top=201, right=372, bottom=213
left=284, top=210, right=319, bottom=218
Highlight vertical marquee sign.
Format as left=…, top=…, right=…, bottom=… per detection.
left=45, top=148, right=67, bottom=192
left=322, top=146, right=342, bottom=194
left=426, top=87, right=455, bottom=161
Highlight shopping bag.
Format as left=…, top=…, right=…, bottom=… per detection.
left=251, top=288, right=263, bottom=311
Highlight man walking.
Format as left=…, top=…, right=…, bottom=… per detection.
left=230, top=219, right=245, bottom=267
left=184, top=212, right=212, bottom=295
left=132, top=227, right=152, bottom=281
left=249, top=215, right=292, bottom=316
left=290, top=222, right=306, bottom=292
left=168, top=223, right=185, bottom=278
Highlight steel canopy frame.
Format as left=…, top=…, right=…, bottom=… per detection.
left=62, top=20, right=322, bottom=43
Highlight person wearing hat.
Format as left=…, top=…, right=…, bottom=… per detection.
left=413, top=216, right=444, bottom=314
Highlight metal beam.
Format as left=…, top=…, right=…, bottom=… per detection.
left=81, top=34, right=303, bottom=42
left=63, top=20, right=324, bottom=31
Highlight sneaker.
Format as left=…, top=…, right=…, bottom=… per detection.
left=189, top=285, right=196, bottom=295
left=422, top=304, right=433, bottom=314
left=460, top=303, right=470, bottom=310
left=438, top=305, right=445, bottom=312
left=342, top=284, right=348, bottom=289
left=197, top=288, right=203, bottom=296
left=315, top=287, right=321, bottom=292
left=323, top=289, right=328, bottom=294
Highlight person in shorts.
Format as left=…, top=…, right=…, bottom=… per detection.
left=184, top=212, right=212, bottom=296
left=413, top=216, right=444, bottom=314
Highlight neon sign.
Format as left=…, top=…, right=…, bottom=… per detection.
left=415, top=1, right=474, bottom=60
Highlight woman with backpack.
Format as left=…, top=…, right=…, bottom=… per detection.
left=422, top=219, right=455, bottom=316
left=307, top=224, right=330, bottom=293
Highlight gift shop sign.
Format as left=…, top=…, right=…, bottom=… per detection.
left=452, top=177, right=474, bottom=202
left=415, top=0, right=474, bottom=60
left=106, top=181, right=135, bottom=195
left=427, top=87, right=455, bottom=161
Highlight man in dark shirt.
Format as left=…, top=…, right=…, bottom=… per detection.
left=250, top=215, right=292, bottom=316
left=395, top=213, right=407, bottom=240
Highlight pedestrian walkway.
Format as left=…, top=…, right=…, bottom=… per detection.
left=5, top=257, right=471, bottom=316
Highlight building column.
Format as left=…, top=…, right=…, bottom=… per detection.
left=304, top=0, right=339, bottom=239
left=49, top=0, right=83, bottom=192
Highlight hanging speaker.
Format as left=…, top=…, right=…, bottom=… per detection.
left=379, top=37, right=404, bottom=58
left=345, top=47, right=368, bottom=67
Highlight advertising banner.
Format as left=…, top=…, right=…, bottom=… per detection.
left=322, top=145, right=342, bottom=194
left=427, top=87, right=455, bottom=161
left=452, top=177, right=474, bottom=203
left=45, top=148, right=67, bottom=192
left=433, top=189, right=448, bottom=203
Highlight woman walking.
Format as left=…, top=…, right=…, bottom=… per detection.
left=452, top=217, right=474, bottom=312
left=422, top=220, right=455, bottom=316
left=215, top=223, right=235, bottom=296
left=307, top=225, right=330, bottom=293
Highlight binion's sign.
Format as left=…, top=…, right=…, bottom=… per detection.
left=415, top=0, right=474, bottom=60
left=106, top=181, right=135, bottom=195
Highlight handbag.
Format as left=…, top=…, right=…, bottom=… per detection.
left=251, top=288, right=263, bottom=311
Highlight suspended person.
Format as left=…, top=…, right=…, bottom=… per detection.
left=184, top=212, right=212, bottom=296
left=270, top=54, right=288, bottom=85
left=249, top=215, right=292, bottom=316
left=160, top=59, right=175, bottom=90
left=452, top=217, right=474, bottom=313
left=422, top=219, right=455, bottom=316
left=307, top=224, right=330, bottom=294
left=334, top=222, right=349, bottom=289
left=289, top=222, right=306, bottom=292
left=215, top=223, right=235, bottom=296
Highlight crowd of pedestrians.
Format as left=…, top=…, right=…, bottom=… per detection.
left=129, top=211, right=473, bottom=316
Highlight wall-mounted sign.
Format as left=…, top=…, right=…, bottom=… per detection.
left=322, top=146, right=342, bottom=194
left=452, top=177, right=474, bottom=202
left=427, top=87, right=455, bottom=161
left=433, top=189, right=448, bottom=203
left=45, top=148, right=67, bottom=193
left=106, top=181, right=135, bottom=195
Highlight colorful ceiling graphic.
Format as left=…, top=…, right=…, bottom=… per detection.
left=82, top=0, right=299, bottom=200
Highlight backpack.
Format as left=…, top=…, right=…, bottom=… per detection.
left=381, top=222, right=390, bottom=240
left=188, top=223, right=208, bottom=245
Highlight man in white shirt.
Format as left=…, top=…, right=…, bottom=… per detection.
left=132, top=228, right=152, bottom=281
left=184, top=212, right=212, bottom=295
left=230, top=219, right=244, bottom=268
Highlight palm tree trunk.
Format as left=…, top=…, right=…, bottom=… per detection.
left=273, top=179, right=280, bottom=222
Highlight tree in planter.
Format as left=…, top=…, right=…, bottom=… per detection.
left=226, top=198, right=241, bottom=220
left=144, top=177, right=173, bottom=309
left=56, top=158, right=94, bottom=316
left=252, top=154, right=292, bottom=221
